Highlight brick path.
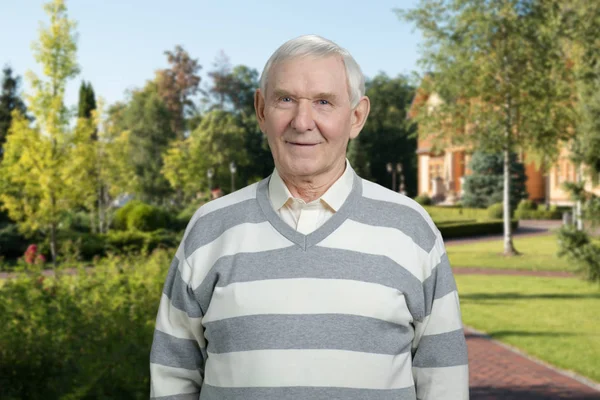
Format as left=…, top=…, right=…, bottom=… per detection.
left=466, top=327, right=600, bottom=399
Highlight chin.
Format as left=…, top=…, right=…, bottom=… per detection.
left=282, top=159, right=322, bottom=178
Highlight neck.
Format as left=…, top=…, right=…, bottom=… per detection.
left=279, top=160, right=346, bottom=203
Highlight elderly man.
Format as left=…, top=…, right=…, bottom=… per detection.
left=150, top=34, right=469, bottom=400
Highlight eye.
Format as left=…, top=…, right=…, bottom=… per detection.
left=280, top=96, right=292, bottom=102
left=318, top=99, right=330, bottom=105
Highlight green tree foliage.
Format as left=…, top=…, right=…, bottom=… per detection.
left=349, top=73, right=417, bottom=195
left=205, top=58, right=273, bottom=184
left=548, top=1, right=600, bottom=284
left=122, top=82, right=176, bottom=205
left=0, top=0, right=80, bottom=265
left=0, top=66, right=28, bottom=160
left=66, top=102, right=138, bottom=234
left=162, top=110, right=249, bottom=201
left=461, top=151, right=527, bottom=209
left=399, top=0, right=574, bottom=255
left=77, top=80, right=96, bottom=119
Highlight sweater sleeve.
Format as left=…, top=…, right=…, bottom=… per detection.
left=149, top=249, right=207, bottom=399
left=411, top=231, right=469, bottom=400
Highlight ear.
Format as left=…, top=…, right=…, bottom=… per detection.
left=349, top=96, right=370, bottom=139
left=254, top=89, right=267, bottom=133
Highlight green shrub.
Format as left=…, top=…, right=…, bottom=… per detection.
left=515, top=207, right=562, bottom=220
left=487, top=202, right=504, bottom=219
left=106, top=229, right=181, bottom=255
left=517, top=199, right=538, bottom=211
left=39, top=231, right=107, bottom=261
left=0, top=249, right=173, bottom=399
left=126, top=204, right=171, bottom=232
left=106, top=230, right=147, bottom=253
left=414, top=194, right=433, bottom=206
left=557, top=225, right=600, bottom=283
left=112, top=200, right=145, bottom=230
left=438, top=219, right=519, bottom=239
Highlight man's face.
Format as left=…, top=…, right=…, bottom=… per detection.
left=255, top=55, right=368, bottom=180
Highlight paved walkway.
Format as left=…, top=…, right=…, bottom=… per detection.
left=445, top=219, right=562, bottom=246
left=466, top=327, right=600, bottom=399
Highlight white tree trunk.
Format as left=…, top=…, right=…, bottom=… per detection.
left=503, top=147, right=516, bottom=255
left=576, top=164, right=583, bottom=231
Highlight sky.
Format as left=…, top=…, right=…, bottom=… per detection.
left=1, top=0, right=424, bottom=109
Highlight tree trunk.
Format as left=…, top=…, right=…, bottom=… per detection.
left=503, top=146, right=518, bottom=256
left=576, top=164, right=583, bottom=231
left=50, top=221, right=58, bottom=268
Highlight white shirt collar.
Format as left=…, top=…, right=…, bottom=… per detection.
left=268, top=159, right=355, bottom=212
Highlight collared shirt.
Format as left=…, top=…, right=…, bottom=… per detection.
left=268, top=160, right=354, bottom=235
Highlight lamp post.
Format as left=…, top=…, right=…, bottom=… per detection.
left=398, top=163, right=406, bottom=195
left=207, top=168, right=214, bottom=192
left=387, top=162, right=405, bottom=193
left=229, top=161, right=237, bottom=193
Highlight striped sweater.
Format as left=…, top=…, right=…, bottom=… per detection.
left=150, top=171, right=469, bottom=400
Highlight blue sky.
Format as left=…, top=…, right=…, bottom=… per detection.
left=2, top=0, right=423, bottom=109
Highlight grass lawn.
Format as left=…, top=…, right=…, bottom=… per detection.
left=447, top=234, right=576, bottom=272
left=424, top=206, right=489, bottom=222
left=456, top=274, right=600, bottom=383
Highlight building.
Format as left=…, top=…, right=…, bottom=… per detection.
left=411, top=92, right=600, bottom=206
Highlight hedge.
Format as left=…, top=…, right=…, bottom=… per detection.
left=36, top=229, right=183, bottom=261
left=515, top=208, right=562, bottom=220
left=437, top=219, right=520, bottom=239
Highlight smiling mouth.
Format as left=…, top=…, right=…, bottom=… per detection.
left=286, top=141, right=319, bottom=146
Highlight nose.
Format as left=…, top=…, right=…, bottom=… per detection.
left=290, top=100, right=316, bottom=132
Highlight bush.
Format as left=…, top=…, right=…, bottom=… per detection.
left=106, top=229, right=181, bottom=255
left=39, top=231, right=108, bottom=261
left=0, top=249, right=173, bottom=399
left=414, top=194, right=433, bottom=206
left=126, top=204, right=172, bottom=232
left=438, top=219, right=519, bottom=239
left=557, top=225, right=600, bottom=283
left=515, top=207, right=562, bottom=220
left=487, top=202, right=504, bottom=219
left=517, top=199, right=538, bottom=211
left=112, top=200, right=145, bottom=231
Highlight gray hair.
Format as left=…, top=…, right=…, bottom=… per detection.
left=259, top=34, right=365, bottom=109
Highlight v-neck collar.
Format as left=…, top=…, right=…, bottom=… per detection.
left=256, top=170, right=362, bottom=251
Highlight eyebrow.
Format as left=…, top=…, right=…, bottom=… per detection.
left=271, top=89, right=338, bottom=102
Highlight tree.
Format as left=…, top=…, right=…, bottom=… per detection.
left=204, top=62, right=274, bottom=184
left=554, top=1, right=600, bottom=284
left=155, top=45, right=202, bottom=139
left=78, top=80, right=96, bottom=119
left=207, top=50, right=233, bottom=111
left=122, top=81, right=176, bottom=206
left=67, top=102, right=138, bottom=233
left=0, top=66, right=28, bottom=160
left=461, top=151, right=527, bottom=209
left=348, top=73, right=417, bottom=195
left=399, top=0, right=574, bottom=255
left=0, top=0, right=80, bottom=265
left=162, top=110, right=249, bottom=200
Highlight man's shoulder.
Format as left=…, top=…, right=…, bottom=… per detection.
left=183, top=180, right=265, bottom=234
left=359, top=178, right=437, bottom=230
